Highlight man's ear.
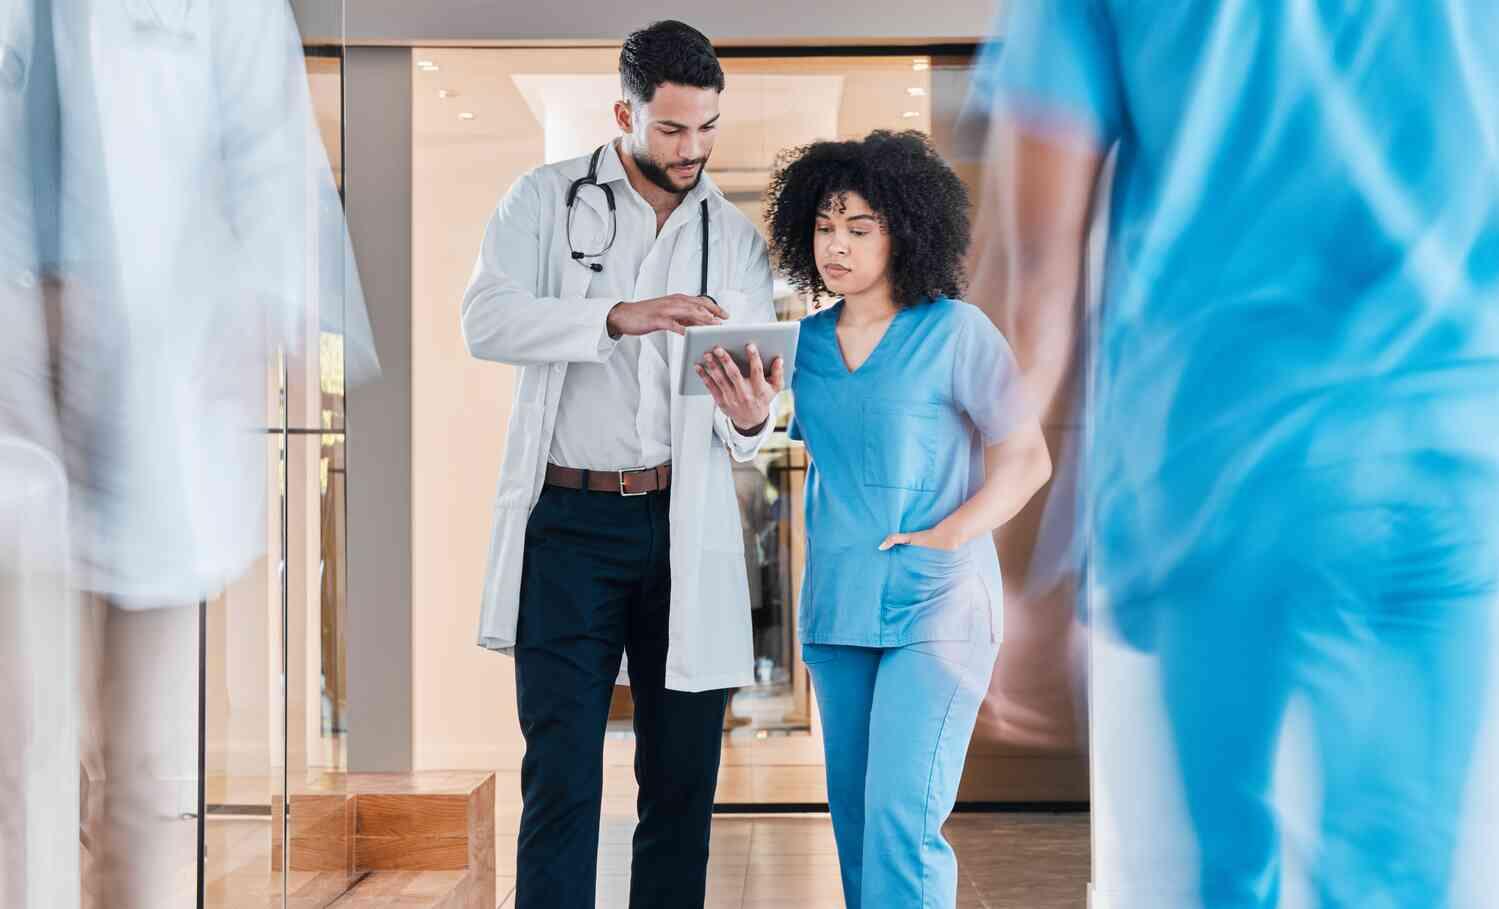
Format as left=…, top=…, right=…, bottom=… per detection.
left=613, top=100, right=634, bottom=135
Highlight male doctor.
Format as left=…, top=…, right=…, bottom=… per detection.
left=461, top=20, right=782, bottom=909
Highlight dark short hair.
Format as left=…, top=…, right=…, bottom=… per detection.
left=619, top=20, right=725, bottom=104
left=764, top=130, right=971, bottom=308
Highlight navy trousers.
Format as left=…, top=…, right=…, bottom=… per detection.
left=513, top=484, right=730, bottom=909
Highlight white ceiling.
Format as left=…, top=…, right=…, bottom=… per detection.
left=412, top=49, right=938, bottom=195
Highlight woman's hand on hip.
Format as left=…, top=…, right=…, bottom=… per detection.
left=879, top=526, right=964, bottom=552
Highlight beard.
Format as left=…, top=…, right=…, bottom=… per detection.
left=630, top=147, right=705, bottom=195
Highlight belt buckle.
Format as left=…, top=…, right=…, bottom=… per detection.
left=618, top=466, right=650, bottom=497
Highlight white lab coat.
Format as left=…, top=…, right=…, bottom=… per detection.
left=2, top=4, right=79, bottom=906
left=462, top=151, right=778, bottom=692
left=48, top=0, right=375, bottom=607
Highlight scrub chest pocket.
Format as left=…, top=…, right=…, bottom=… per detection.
left=862, top=399, right=941, bottom=492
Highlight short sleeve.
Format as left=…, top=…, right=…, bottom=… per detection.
left=966, top=0, right=1125, bottom=145
left=953, top=307, right=1033, bottom=446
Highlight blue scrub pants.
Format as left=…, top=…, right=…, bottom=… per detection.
left=1143, top=454, right=1499, bottom=909
left=804, top=626, right=999, bottom=908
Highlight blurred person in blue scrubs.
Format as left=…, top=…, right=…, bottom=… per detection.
left=765, top=130, right=1052, bottom=908
left=968, top=2, right=1499, bottom=906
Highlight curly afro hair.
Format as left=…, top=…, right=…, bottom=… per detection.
left=763, top=130, right=970, bottom=308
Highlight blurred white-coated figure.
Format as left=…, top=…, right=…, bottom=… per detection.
left=0, top=442, right=76, bottom=909
left=0, top=0, right=378, bottom=903
left=50, top=0, right=370, bottom=606
left=0, top=0, right=77, bottom=906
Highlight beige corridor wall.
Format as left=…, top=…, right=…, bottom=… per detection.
left=409, top=49, right=609, bottom=770
left=410, top=131, right=527, bottom=768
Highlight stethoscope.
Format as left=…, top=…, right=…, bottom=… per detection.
left=566, top=143, right=711, bottom=296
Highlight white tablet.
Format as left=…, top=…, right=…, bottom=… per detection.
left=679, top=322, right=800, bottom=396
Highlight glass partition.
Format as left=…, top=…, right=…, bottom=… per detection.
left=199, top=30, right=355, bottom=909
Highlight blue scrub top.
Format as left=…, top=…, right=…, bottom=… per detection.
left=970, top=1, right=1499, bottom=606
left=789, top=297, right=1031, bottom=647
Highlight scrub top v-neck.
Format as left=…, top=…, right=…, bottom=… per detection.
left=789, top=297, right=1031, bottom=647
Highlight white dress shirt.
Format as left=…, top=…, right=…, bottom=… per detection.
left=549, top=142, right=739, bottom=471
left=549, top=143, right=677, bottom=470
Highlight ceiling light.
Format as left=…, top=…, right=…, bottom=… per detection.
left=912, top=59, right=930, bottom=71
left=438, top=89, right=457, bottom=99
left=458, top=112, right=476, bottom=121
left=416, top=60, right=439, bottom=72
left=907, top=87, right=927, bottom=97
left=901, top=111, right=921, bottom=119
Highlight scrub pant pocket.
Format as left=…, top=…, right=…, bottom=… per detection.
left=805, top=631, right=1000, bottom=909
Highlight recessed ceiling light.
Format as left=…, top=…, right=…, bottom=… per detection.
left=907, top=87, right=927, bottom=97
left=458, top=112, right=476, bottom=121
left=416, top=60, right=439, bottom=72
left=901, top=111, right=921, bottom=119
left=438, top=89, right=457, bottom=99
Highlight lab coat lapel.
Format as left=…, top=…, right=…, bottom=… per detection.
left=559, top=245, right=595, bottom=300
left=559, top=168, right=608, bottom=295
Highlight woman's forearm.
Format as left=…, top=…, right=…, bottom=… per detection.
left=934, top=421, right=1052, bottom=548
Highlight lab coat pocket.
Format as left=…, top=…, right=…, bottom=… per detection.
left=124, top=0, right=200, bottom=43
left=495, top=402, right=544, bottom=509
left=862, top=400, right=940, bottom=492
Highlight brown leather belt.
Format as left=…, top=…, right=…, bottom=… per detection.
left=545, top=463, right=672, bottom=496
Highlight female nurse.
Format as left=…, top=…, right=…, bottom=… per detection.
left=764, top=130, right=1053, bottom=908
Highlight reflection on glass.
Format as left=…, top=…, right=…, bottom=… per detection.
left=201, top=435, right=285, bottom=907
left=723, top=441, right=808, bottom=737
left=199, top=48, right=357, bottom=908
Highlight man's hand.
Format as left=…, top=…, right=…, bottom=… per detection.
left=607, top=295, right=727, bottom=339
left=696, top=343, right=784, bottom=434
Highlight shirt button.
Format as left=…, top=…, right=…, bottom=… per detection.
left=1, top=47, right=25, bottom=90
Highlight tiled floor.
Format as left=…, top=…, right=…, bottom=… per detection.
left=197, top=794, right=1088, bottom=907
left=495, top=812, right=1090, bottom=909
